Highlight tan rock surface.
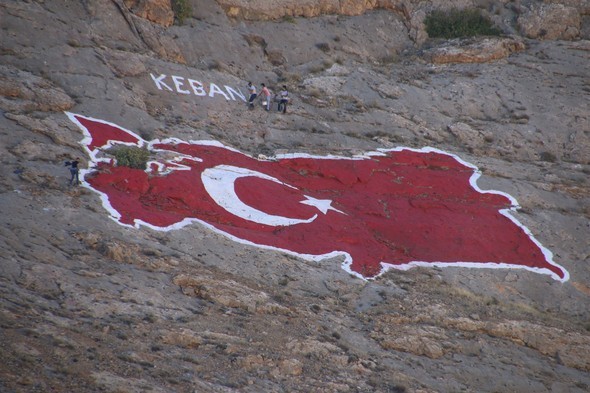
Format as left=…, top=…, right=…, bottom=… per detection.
left=518, top=3, right=582, bottom=40
left=425, top=37, right=526, bottom=64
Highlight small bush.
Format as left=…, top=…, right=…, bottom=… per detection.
left=425, top=9, right=500, bottom=39
left=172, top=0, right=192, bottom=25
left=316, top=42, right=331, bottom=52
left=113, top=146, right=150, bottom=170
left=243, top=34, right=267, bottom=48
left=539, top=151, right=557, bottom=162
left=282, top=15, right=296, bottom=23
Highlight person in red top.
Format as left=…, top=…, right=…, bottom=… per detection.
left=260, top=83, right=272, bottom=111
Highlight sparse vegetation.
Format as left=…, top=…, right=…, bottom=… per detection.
left=282, top=14, right=296, bottom=23
left=425, top=8, right=501, bottom=38
left=113, top=146, right=150, bottom=170
left=277, top=70, right=303, bottom=84
left=539, top=151, right=557, bottom=162
left=243, top=34, right=267, bottom=48
left=308, top=59, right=333, bottom=74
left=378, top=53, right=399, bottom=65
left=172, top=0, right=192, bottom=25
left=316, top=42, right=331, bottom=52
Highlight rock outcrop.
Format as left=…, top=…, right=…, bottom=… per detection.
left=518, top=3, right=582, bottom=40
left=424, top=36, right=526, bottom=64
left=123, top=0, right=175, bottom=26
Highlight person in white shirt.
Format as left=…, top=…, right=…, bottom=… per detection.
left=247, top=82, right=257, bottom=108
left=278, top=85, right=289, bottom=114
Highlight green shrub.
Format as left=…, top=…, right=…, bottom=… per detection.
left=172, top=0, right=192, bottom=25
left=425, top=9, right=501, bottom=39
left=113, top=146, right=151, bottom=170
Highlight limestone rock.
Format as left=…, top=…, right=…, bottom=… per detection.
left=375, top=326, right=448, bottom=359
left=103, top=50, right=148, bottom=77
left=518, top=4, right=581, bottom=40
left=375, top=83, right=405, bottom=99
left=9, top=140, right=65, bottom=161
left=447, top=121, right=494, bottom=152
left=302, top=76, right=346, bottom=97
left=5, top=113, right=79, bottom=149
left=130, top=15, right=186, bottom=63
left=286, top=338, right=341, bottom=358
left=278, top=358, right=303, bottom=376
left=484, top=321, right=590, bottom=371
left=324, top=63, right=351, bottom=77
left=160, top=328, right=203, bottom=348
left=0, top=65, right=74, bottom=113
left=425, top=37, right=526, bottom=64
left=124, top=0, right=175, bottom=27
left=173, top=274, right=290, bottom=314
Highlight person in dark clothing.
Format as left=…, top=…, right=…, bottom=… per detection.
left=65, top=158, right=80, bottom=185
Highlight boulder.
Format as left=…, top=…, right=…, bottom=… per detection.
left=424, top=37, right=526, bottom=64
left=518, top=3, right=581, bottom=40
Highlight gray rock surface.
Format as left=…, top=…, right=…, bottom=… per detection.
left=1, top=0, right=589, bottom=392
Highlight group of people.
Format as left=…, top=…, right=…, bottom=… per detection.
left=64, top=83, right=290, bottom=185
left=247, top=82, right=289, bottom=113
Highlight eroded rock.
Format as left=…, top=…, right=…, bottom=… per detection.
left=0, top=65, right=75, bottom=113
left=518, top=3, right=581, bottom=40
left=425, top=37, right=526, bottom=64
left=124, top=0, right=175, bottom=27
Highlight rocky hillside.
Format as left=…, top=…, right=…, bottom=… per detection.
left=1, top=0, right=589, bottom=392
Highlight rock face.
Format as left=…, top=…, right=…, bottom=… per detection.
left=424, top=36, right=526, bottom=64
left=0, top=65, right=75, bottom=113
left=124, top=0, right=175, bottom=26
left=518, top=3, right=582, bottom=40
left=1, top=0, right=589, bottom=392
left=217, top=0, right=588, bottom=43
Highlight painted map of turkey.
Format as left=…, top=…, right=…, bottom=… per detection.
left=67, top=113, right=569, bottom=282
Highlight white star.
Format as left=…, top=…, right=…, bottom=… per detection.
left=299, top=195, right=346, bottom=215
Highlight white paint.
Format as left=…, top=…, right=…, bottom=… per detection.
left=300, top=195, right=345, bottom=215
left=188, top=79, right=206, bottom=96
left=150, top=73, right=246, bottom=101
left=202, top=165, right=318, bottom=227
left=208, top=83, right=229, bottom=100
left=224, top=85, right=245, bottom=102
left=150, top=73, right=173, bottom=91
left=171, top=75, right=190, bottom=95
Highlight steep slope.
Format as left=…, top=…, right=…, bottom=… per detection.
left=1, top=1, right=589, bottom=392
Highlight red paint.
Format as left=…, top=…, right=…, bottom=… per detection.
left=73, top=114, right=567, bottom=281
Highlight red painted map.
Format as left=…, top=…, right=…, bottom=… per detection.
left=67, top=113, right=568, bottom=282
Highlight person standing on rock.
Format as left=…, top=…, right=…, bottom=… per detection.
left=247, top=82, right=257, bottom=109
left=260, top=83, right=272, bottom=111
left=278, top=85, right=289, bottom=114
left=65, top=157, right=80, bottom=186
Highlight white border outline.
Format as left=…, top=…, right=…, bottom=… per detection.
left=65, top=112, right=569, bottom=282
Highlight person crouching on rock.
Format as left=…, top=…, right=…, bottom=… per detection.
left=65, top=157, right=80, bottom=186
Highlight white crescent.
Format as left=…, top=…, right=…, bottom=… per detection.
left=201, top=165, right=318, bottom=226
